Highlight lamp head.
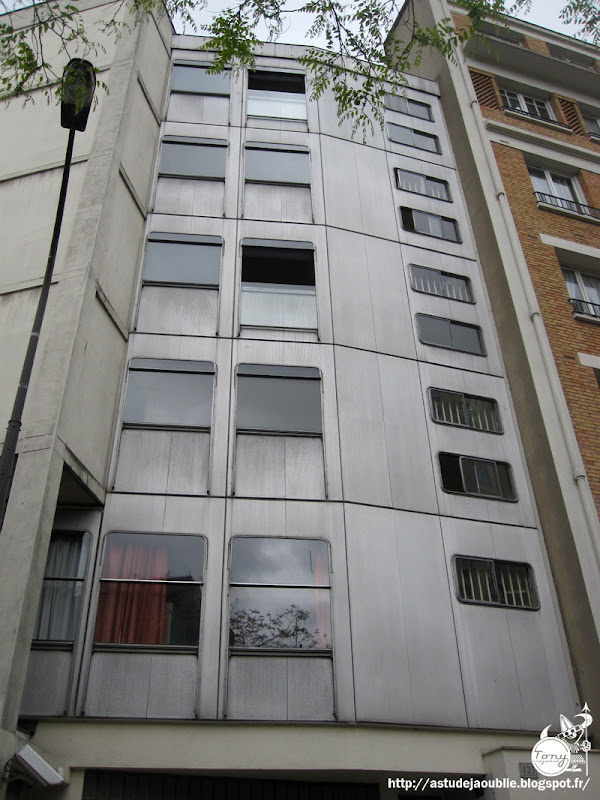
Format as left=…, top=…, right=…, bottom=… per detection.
left=60, top=59, right=96, bottom=132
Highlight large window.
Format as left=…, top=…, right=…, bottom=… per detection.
left=236, top=364, right=322, bottom=434
left=455, top=556, right=538, bottom=609
left=247, top=71, right=307, bottom=120
left=123, top=359, right=214, bottom=429
left=395, top=169, right=450, bottom=201
left=33, top=531, right=90, bottom=643
left=172, top=62, right=231, bottom=95
left=562, top=267, right=600, bottom=317
left=384, top=93, right=432, bottom=121
left=143, top=233, right=221, bottom=287
left=240, top=239, right=316, bottom=329
left=229, top=537, right=331, bottom=651
left=429, top=389, right=502, bottom=433
left=439, top=453, right=516, bottom=501
left=159, top=137, right=227, bottom=180
left=387, top=122, right=440, bottom=153
left=416, top=314, right=485, bottom=356
left=583, top=114, right=600, bottom=139
left=245, top=142, right=310, bottom=186
left=499, top=88, right=552, bottom=121
left=410, top=264, right=472, bottom=303
left=527, top=167, right=599, bottom=219
left=94, top=533, right=205, bottom=647
left=401, top=208, right=459, bottom=242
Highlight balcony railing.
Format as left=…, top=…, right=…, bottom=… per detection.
left=534, top=191, right=600, bottom=220
left=502, top=104, right=571, bottom=129
left=570, top=297, right=600, bottom=317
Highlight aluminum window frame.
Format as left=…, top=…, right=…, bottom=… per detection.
left=386, top=122, right=440, bottom=154
left=395, top=168, right=451, bottom=202
left=171, top=62, right=231, bottom=96
left=439, top=452, right=517, bottom=502
left=384, top=93, right=433, bottom=121
left=247, top=70, right=307, bottom=121
left=416, top=314, right=486, bottom=356
left=401, top=207, right=460, bottom=243
left=159, top=136, right=228, bottom=181
left=409, top=264, right=473, bottom=303
left=453, top=555, right=539, bottom=610
left=244, top=141, right=311, bottom=186
left=429, top=388, right=503, bottom=434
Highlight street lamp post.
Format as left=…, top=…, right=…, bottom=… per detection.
left=0, top=59, right=96, bottom=532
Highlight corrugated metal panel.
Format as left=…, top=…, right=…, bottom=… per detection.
left=243, top=185, right=312, bottom=222
left=20, top=650, right=72, bottom=716
left=137, top=287, right=219, bottom=336
left=235, top=435, right=324, bottom=499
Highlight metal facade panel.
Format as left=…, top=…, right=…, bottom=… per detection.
left=334, top=347, right=392, bottom=507
left=154, top=177, right=196, bottom=215
left=227, top=656, right=287, bottom=719
left=234, top=435, right=324, bottom=498
left=137, top=287, right=219, bottom=336
left=20, top=650, right=72, bottom=716
left=114, top=430, right=171, bottom=493
left=85, top=653, right=153, bottom=716
left=146, top=655, right=198, bottom=718
left=284, top=437, right=325, bottom=498
left=165, top=431, right=210, bottom=494
left=286, top=658, right=335, bottom=720
left=243, top=185, right=312, bottom=222
left=193, top=180, right=226, bottom=217
left=377, top=354, right=437, bottom=512
left=345, top=505, right=412, bottom=722
left=167, top=94, right=230, bottom=126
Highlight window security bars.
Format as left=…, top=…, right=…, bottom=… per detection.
left=534, top=192, right=600, bottom=220
left=395, top=169, right=450, bottom=201
left=430, top=389, right=502, bottom=433
left=455, top=557, right=538, bottom=609
left=410, top=264, right=472, bottom=303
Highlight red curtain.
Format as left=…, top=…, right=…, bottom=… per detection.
left=94, top=539, right=168, bottom=645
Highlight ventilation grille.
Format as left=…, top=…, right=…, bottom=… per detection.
left=469, top=69, right=499, bottom=109
left=557, top=98, right=585, bottom=135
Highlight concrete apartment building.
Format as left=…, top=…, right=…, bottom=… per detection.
left=0, top=0, right=598, bottom=798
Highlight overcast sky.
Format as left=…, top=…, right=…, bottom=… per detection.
left=183, top=0, right=584, bottom=44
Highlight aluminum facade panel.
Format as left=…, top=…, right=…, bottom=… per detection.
left=167, top=94, right=230, bottom=126
left=154, top=177, right=225, bottom=217
left=137, top=286, right=219, bottom=336
left=20, top=650, right=72, bottom=716
left=243, top=184, right=312, bottom=222
left=235, top=435, right=325, bottom=499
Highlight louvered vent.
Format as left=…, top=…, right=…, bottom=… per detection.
left=469, top=69, right=499, bottom=109
left=558, top=98, right=585, bottom=135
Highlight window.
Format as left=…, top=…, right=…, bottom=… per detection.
left=123, top=359, right=214, bottom=429
left=245, top=142, right=310, bottom=186
left=384, top=93, right=432, bottom=121
left=33, top=532, right=90, bottom=643
left=439, top=453, right=516, bottom=500
left=159, top=136, right=227, bottom=180
left=562, top=267, right=600, bottom=317
left=410, top=264, right=472, bottom=302
left=171, top=62, right=231, bottom=95
left=583, top=114, right=600, bottom=138
left=429, top=389, right=502, bottom=433
left=401, top=208, right=459, bottom=242
left=237, top=364, right=321, bottom=434
left=499, top=88, right=552, bottom=121
left=94, top=533, right=205, bottom=646
left=387, top=123, right=440, bottom=153
left=395, top=169, right=450, bottom=201
left=143, top=233, right=221, bottom=287
left=247, top=71, right=306, bottom=120
left=417, top=315, right=484, bottom=355
left=240, top=239, right=316, bottom=329
left=229, top=537, right=331, bottom=650
left=455, top=557, right=538, bottom=609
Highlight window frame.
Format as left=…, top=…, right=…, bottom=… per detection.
left=429, top=388, right=502, bottom=434
left=244, top=141, right=311, bottom=186
left=384, top=93, right=433, bottom=121
left=395, top=168, right=451, bottom=202
left=401, top=207, right=460, bottom=243
left=562, top=266, right=600, bottom=318
left=93, top=531, right=206, bottom=651
left=582, top=113, right=600, bottom=139
left=386, top=122, right=440, bottom=154
left=142, top=233, right=222, bottom=289
left=247, top=70, right=307, bottom=121
left=228, top=535, right=332, bottom=654
left=416, top=314, right=486, bottom=356
left=453, top=555, right=539, bottom=611
left=409, top=264, right=473, bottom=303
left=171, top=62, right=231, bottom=96
left=499, top=88, right=553, bottom=121
left=439, top=452, right=517, bottom=502
left=159, top=136, right=228, bottom=181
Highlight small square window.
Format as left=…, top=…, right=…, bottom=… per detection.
left=439, top=453, right=516, bottom=500
left=172, top=63, right=231, bottom=96
left=159, top=137, right=227, bottom=180
left=245, top=142, right=310, bottom=186
left=236, top=364, right=322, bottom=434
left=401, top=208, right=459, bottom=242
left=416, top=315, right=484, bottom=356
left=143, top=233, right=222, bottom=287
left=395, top=169, right=450, bottom=201
left=387, top=123, right=440, bottom=153
left=455, top=556, right=538, bottom=609
left=241, top=239, right=316, bottom=329
left=247, top=71, right=307, bottom=120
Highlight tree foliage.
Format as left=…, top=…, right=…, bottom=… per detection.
left=0, top=0, right=598, bottom=134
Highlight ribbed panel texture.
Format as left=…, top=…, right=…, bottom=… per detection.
left=469, top=69, right=499, bottom=109
left=558, top=98, right=585, bottom=135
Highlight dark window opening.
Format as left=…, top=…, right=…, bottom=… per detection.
left=439, top=453, right=516, bottom=501
left=248, top=71, right=305, bottom=94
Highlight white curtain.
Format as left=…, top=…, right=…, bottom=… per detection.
left=34, top=533, right=88, bottom=641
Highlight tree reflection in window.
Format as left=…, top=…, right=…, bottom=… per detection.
left=229, top=537, right=331, bottom=651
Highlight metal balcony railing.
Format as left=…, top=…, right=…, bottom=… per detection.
left=570, top=297, right=600, bottom=317
left=534, top=191, right=600, bottom=220
left=502, top=104, right=571, bottom=129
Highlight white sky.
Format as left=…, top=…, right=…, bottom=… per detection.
left=181, top=0, right=585, bottom=45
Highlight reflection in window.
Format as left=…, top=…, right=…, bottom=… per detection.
left=439, top=453, right=516, bottom=500
left=172, top=63, right=231, bottom=95
left=385, top=94, right=432, bottom=120
left=455, top=557, right=538, bottom=609
left=395, top=169, right=450, bottom=201
left=240, top=239, right=316, bottom=329
left=410, top=264, right=472, bottom=303
left=143, top=233, right=221, bottom=287
left=123, top=359, right=214, bottom=429
left=401, top=208, right=459, bottom=242
left=245, top=142, right=310, bottom=185
left=159, top=137, right=227, bottom=180
left=236, top=364, right=322, bottom=434
left=247, top=71, right=307, bottom=120
left=94, top=533, right=205, bottom=646
left=33, top=532, right=90, bottom=642
left=416, top=315, right=484, bottom=356
left=229, top=537, right=331, bottom=650
left=387, top=122, right=440, bottom=153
